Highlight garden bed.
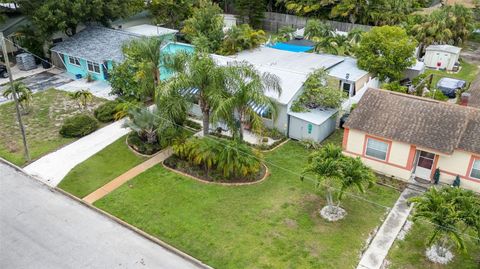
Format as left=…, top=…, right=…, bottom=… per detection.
left=163, top=155, right=268, bottom=184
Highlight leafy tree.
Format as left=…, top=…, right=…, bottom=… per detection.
left=19, top=0, right=144, bottom=37
left=356, top=26, right=417, bottom=81
left=182, top=0, right=224, bottom=53
left=109, top=61, right=145, bottom=100
left=218, top=24, right=267, bottom=55
left=304, top=19, right=332, bottom=40
left=213, top=62, right=281, bottom=139
left=121, top=36, right=169, bottom=99
left=234, top=0, right=266, bottom=28
left=412, top=4, right=475, bottom=47
left=148, top=0, right=197, bottom=28
left=163, top=52, right=225, bottom=136
left=291, top=68, right=346, bottom=112
left=69, top=89, right=93, bottom=110
left=330, top=0, right=369, bottom=25
left=2, top=82, right=32, bottom=114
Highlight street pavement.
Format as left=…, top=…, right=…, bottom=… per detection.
left=0, top=161, right=207, bottom=269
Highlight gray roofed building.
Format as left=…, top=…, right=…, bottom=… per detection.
left=51, top=26, right=141, bottom=63
left=425, top=44, right=462, bottom=54
left=345, top=89, right=480, bottom=155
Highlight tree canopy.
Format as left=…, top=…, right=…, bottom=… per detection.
left=356, top=26, right=417, bottom=81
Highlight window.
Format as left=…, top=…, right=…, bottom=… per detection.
left=342, top=82, right=351, bottom=96
left=417, top=151, right=435, bottom=169
left=365, top=138, right=389, bottom=160
left=470, top=159, right=480, bottom=179
left=87, top=61, right=100, bottom=74
left=68, top=56, right=80, bottom=66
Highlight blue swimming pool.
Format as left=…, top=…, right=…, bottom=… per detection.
left=267, top=42, right=314, bottom=52
left=160, top=42, right=195, bottom=80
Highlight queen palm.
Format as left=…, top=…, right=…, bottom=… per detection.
left=156, top=80, right=191, bottom=128
left=164, top=51, right=225, bottom=136
left=213, top=62, right=281, bottom=140
left=2, top=82, right=32, bottom=114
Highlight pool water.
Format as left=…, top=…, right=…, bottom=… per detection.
left=160, top=42, right=195, bottom=80
left=267, top=42, right=314, bottom=52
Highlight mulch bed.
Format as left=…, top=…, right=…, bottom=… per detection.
left=163, top=155, right=268, bottom=184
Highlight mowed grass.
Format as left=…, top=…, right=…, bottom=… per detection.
left=426, top=59, right=479, bottom=89
left=95, top=139, right=400, bottom=269
left=58, top=135, right=146, bottom=198
left=387, top=221, right=480, bottom=269
left=0, top=89, right=105, bottom=166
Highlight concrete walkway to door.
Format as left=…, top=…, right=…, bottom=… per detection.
left=357, top=189, right=419, bottom=269
left=24, top=120, right=130, bottom=187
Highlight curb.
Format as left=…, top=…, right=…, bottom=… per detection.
left=0, top=158, right=214, bottom=269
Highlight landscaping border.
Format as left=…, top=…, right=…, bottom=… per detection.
left=125, top=134, right=160, bottom=158
left=0, top=158, right=213, bottom=269
left=162, top=162, right=270, bottom=186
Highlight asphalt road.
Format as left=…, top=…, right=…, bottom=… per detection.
left=0, top=162, right=206, bottom=269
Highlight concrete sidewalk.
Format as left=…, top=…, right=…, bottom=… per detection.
left=24, top=120, right=130, bottom=187
left=357, top=189, right=419, bottom=269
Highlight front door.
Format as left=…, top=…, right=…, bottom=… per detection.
left=415, top=151, right=435, bottom=180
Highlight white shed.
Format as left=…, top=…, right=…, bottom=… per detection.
left=424, top=45, right=461, bottom=71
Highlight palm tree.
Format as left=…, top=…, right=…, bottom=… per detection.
left=216, top=139, right=263, bottom=178
left=410, top=187, right=467, bottom=261
left=304, top=19, right=332, bottom=40
left=156, top=81, right=191, bottom=128
left=213, top=62, right=281, bottom=140
left=122, top=36, right=169, bottom=93
left=337, top=157, right=375, bottom=201
left=2, top=82, right=32, bottom=114
left=70, top=89, right=93, bottom=110
left=123, top=107, right=160, bottom=144
left=163, top=51, right=225, bottom=136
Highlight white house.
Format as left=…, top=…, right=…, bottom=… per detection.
left=424, top=45, right=461, bottom=71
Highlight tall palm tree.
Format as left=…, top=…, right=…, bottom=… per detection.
left=213, top=62, right=281, bottom=140
left=2, top=82, right=32, bottom=114
left=70, top=89, right=93, bottom=110
left=410, top=187, right=467, bottom=259
left=122, top=36, right=169, bottom=94
left=156, top=80, right=191, bottom=128
left=337, top=156, right=375, bottom=201
left=163, top=51, right=225, bottom=136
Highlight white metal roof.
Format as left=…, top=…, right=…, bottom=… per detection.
left=231, top=46, right=345, bottom=76
left=288, top=108, right=338, bottom=125
left=210, top=54, right=306, bottom=105
left=327, top=57, right=368, bottom=81
left=426, top=45, right=461, bottom=54
left=123, top=24, right=178, bottom=37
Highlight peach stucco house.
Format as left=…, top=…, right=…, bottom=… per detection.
left=342, top=89, right=480, bottom=192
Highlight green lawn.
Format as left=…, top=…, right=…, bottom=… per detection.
left=426, top=59, right=479, bottom=89
left=0, top=89, right=105, bottom=166
left=95, top=139, right=400, bottom=268
left=58, top=135, right=146, bottom=198
left=387, top=221, right=480, bottom=269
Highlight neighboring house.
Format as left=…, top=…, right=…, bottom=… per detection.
left=343, top=89, right=480, bottom=192
left=0, top=13, right=28, bottom=55
left=50, top=25, right=179, bottom=81
left=423, top=45, right=461, bottom=71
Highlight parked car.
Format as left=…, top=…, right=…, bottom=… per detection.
left=0, top=64, right=8, bottom=78
left=436, top=77, right=467, bottom=98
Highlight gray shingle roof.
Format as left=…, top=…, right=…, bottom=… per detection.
left=51, top=26, right=140, bottom=63
left=345, top=89, right=480, bottom=155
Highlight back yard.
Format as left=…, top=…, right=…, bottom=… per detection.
left=0, top=89, right=105, bottom=166
left=94, top=139, right=401, bottom=268
left=426, top=59, right=480, bottom=88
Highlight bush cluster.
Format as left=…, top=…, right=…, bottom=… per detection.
left=94, top=101, right=118, bottom=122
left=60, top=114, right=98, bottom=138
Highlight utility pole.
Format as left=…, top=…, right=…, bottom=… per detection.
left=1, top=32, right=30, bottom=161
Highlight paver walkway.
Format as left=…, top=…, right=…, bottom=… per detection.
left=83, top=148, right=173, bottom=204
left=356, top=189, right=419, bottom=269
left=24, top=120, right=130, bottom=187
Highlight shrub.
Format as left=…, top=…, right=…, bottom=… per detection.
left=60, top=114, right=98, bottom=138
left=94, top=101, right=118, bottom=122
left=383, top=81, right=407, bottom=93
left=425, top=89, right=449, bottom=101
left=218, top=24, right=267, bottom=55
left=127, top=132, right=162, bottom=155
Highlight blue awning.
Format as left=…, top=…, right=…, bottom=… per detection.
left=180, top=88, right=200, bottom=96
left=247, top=100, right=269, bottom=117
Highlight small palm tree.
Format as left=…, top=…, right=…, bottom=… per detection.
left=337, top=156, right=375, bottom=201
left=216, top=139, right=263, bottom=179
left=70, top=89, right=93, bottom=110
left=156, top=81, right=191, bottom=128
left=410, top=187, right=467, bottom=262
left=213, top=62, right=281, bottom=140
left=123, top=107, right=160, bottom=144
left=2, top=82, right=32, bottom=114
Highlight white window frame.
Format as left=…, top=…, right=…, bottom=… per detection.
left=470, top=159, right=480, bottom=180
left=87, top=60, right=101, bottom=74
left=365, top=138, right=389, bottom=161
left=68, top=56, right=80, bottom=66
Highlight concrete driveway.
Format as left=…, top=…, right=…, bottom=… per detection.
left=0, top=161, right=208, bottom=269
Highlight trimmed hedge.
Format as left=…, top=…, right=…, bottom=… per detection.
left=60, top=114, right=98, bottom=138
left=94, top=101, right=118, bottom=123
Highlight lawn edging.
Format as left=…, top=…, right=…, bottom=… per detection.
left=162, top=162, right=270, bottom=186
left=0, top=158, right=213, bottom=269
left=124, top=134, right=160, bottom=158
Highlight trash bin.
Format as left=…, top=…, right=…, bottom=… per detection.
left=75, top=74, right=82, bottom=79
left=42, top=61, right=51, bottom=69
